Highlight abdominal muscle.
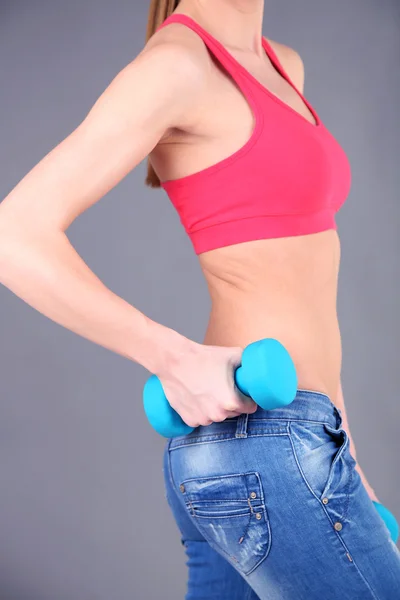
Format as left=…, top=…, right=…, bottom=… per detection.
left=199, top=229, right=342, bottom=407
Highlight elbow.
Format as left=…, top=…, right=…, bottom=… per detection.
left=0, top=210, right=10, bottom=256
left=0, top=212, right=34, bottom=278
left=0, top=204, right=61, bottom=283
left=0, top=215, right=17, bottom=276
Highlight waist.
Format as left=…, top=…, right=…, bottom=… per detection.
left=204, top=291, right=339, bottom=339
left=169, top=389, right=342, bottom=449
left=203, top=291, right=342, bottom=404
left=200, top=230, right=341, bottom=401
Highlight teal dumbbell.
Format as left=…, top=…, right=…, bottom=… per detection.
left=372, top=501, right=399, bottom=544
left=143, top=338, right=298, bottom=438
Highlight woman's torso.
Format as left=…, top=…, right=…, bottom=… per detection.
left=149, top=12, right=344, bottom=406
left=200, top=232, right=342, bottom=404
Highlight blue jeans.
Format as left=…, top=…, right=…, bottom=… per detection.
left=162, top=389, right=400, bottom=599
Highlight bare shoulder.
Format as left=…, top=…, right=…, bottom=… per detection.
left=265, top=37, right=305, bottom=93
left=141, top=22, right=214, bottom=139
left=143, top=21, right=213, bottom=88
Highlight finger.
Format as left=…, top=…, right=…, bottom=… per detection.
left=233, top=388, right=258, bottom=412
left=225, top=410, right=244, bottom=418
left=240, top=399, right=258, bottom=414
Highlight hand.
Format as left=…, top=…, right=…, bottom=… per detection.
left=155, top=341, right=258, bottom=428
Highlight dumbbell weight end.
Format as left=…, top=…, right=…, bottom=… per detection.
left=235, top=338, right=298, bottom=409
left=143, top=375, right=194, bottom=438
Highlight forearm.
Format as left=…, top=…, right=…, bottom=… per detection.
left=0, top=225, right=192, bottom=374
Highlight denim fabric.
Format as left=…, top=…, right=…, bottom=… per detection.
left=162, top=389, right=400, bottom=599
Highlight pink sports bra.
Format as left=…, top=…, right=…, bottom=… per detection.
left=156, top=14, right=352, bottom=255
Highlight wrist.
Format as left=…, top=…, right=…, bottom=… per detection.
left=134, top=317, right=196, bottom=375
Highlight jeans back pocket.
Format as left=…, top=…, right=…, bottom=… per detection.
left=179, top=471, right=271, bottom=575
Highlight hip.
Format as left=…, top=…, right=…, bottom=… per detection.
left=163, top=390, right=400, bottom=598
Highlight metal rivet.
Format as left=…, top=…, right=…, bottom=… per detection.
left=255, top=512, right=262, bottom=520
left=334, top=522, right=343, bottom=531
left=250, top=492, right=257, bottom=499
left=322, top=497, right=329, bottom=505
left=179, top=484, right=185, bottom=493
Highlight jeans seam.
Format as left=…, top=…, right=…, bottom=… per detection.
left=341, top=460, right=353, bottom=523
left=288, top=423, right=321, bottom=503
left=166, top=438, right=179, bottom=494
left=348, top=564, right=380, bottom=600
left=244, top=470, right=272, bottom=574
left=190, top=512, right=255, bottom=519
left=288, top=425, right=379, bottom=599
left=188, top=499, right=260, bottom=504
left=168, top=419, right=339, bottom=448
left=169, top=433, right=289, bottom=450
left=249, top=418, right=336, bottom=425
left=244, top=504, right=272, bottom=575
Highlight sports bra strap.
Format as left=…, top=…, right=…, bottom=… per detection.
left=155, top=13, right=258, bottom=102
left=261, top=36, right=302, bottom=97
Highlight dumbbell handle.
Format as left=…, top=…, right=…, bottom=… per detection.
left=234, top=364, right=250, bottom=397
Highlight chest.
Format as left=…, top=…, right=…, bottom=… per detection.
left=151, top=57, right=315, bottom=184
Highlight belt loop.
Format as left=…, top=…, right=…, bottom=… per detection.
left=235, top=413, right=249, bottom=438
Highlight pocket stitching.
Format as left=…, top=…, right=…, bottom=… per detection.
left=181, top=471, right=252, bottom=486
left=188, top=510, right=253, bottom=519
left=182, top=471, right=271, bottom=575
left=288, top=422, right=322, bottom=503
left=245, top=504, right=272, bottom=575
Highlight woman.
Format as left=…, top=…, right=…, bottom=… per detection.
left=0, top=0, right=399, bottom=598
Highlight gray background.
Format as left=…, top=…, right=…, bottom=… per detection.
left=0, top=1, right=399, bottom=598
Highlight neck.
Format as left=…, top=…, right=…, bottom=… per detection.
left=176, top=0, right=265, bottom=54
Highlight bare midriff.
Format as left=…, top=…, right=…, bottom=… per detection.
left=199, top=229, right=342, bottom=407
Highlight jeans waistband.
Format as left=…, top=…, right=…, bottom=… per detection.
left=168, top=388, right=343, bottom=448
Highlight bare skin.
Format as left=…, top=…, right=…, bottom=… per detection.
left=0, top=0, right=377, bottom=500
left=151, top=5, right=341, bottom=400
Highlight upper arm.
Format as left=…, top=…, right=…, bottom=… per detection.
left=0, top=38, right=207, bottom=233
left=267, top=39, right=305, bottom=94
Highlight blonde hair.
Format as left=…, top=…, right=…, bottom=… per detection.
left=145, top=0, right=181, bottom=188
